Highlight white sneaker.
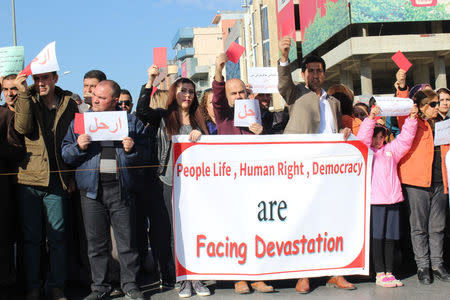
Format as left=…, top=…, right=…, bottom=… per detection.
left=192, top=280, right=210, bottom=297
left=178, top=281, right=192, bottom=298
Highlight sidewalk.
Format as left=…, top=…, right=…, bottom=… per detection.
left=66, top=275, right=450, bottom=300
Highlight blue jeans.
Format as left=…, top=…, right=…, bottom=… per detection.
left=18, top=175, right=67, bottom=289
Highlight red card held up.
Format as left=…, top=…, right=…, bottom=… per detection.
left=226, top=42, right=245, bottom=64
left=150, top=86, right=158, bottom=97
left=153, top=47, right=167, bottom=68
left=391, top=51, right=412, bottom=72
left=74, top=113, right=85, bottom=135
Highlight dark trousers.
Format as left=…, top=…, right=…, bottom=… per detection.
left=161, top=181, right=176, bottom=282
left=135, top=173, right=174, bottom=282
left=17, top=175, right=67, bottom=289
left=0, top=185, right=14, bottom=287
left=80, top=182, right=139, bottom=293
left=404, top=183, right=447, bottom=269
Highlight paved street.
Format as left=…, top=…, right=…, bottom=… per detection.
left=61, top=275, right=449, bottom=300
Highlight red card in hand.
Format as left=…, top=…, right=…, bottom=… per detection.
left=391, top=51, right=412, bottom=72
left=226, top=42, right=245, bottom=64
left=74, top=113, right=85, bottom=134
left=153, top=47, right=167, bottom=68
left=150, top=86, right=158, bottom=97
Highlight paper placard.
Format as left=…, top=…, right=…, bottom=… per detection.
left=20, top=41, right=59, bottom=76
left=0, top=46, right=24, bottom=76
left=153, top=47, right=167, bottom=68
left=434, top=119, right=450, bottom=146
left=83, top=111, right=128, bottom=141
left=391, top=51, right=412, bottom=72
left=233, top=99, right=261, bottom=127
left=248, top=67, right=279, bottom=94
left=226, top=42, right=245, bottom=64
left=373, top=97, right=413, bottom=116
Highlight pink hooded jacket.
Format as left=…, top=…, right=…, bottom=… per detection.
left=357, top=117, right=417, bottom=205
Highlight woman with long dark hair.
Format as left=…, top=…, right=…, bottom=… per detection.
left=136, top=68, right=210, bottom=298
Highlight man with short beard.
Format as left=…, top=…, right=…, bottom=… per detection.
left=278, top=36, right=352, bottom=294
left=13, top=71, right=78, bottom=300
left=80, top=70, right=107, bottom=113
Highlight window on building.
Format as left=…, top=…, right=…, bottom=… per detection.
left=251, top=12, right=257, bottom=67
left=260, top=5, right=270, bottom=67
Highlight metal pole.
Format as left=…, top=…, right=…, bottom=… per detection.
left=12, top=0, right=17, bottom=46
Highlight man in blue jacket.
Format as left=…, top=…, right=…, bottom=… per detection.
left=62, top=80, right=149, bottom=300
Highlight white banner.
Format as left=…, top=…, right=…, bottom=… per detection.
left=373, top=96, right=413, bottom=116
left=248, top=67, right=279, bottom=94
left=84, top=111, right=128, bottom=141
left=172, top=134, right=372, bottom=281
left=233, top=99, right=261, bottom=127
left=434, top=119, right=450, bottom=146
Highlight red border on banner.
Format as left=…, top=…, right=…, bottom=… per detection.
left=173, top=140, right=369, bottom=277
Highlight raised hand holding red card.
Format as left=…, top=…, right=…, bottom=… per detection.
left=391, top=51, right=412, bottom=72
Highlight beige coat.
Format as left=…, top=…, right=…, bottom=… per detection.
left=14, top=85, right=77, bottom=189
left=278, top=63, right=342, bottom=134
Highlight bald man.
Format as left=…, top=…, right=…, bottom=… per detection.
left=211, top=54, right=271, bottom=294
left=212, top=53, right=263, bottom=135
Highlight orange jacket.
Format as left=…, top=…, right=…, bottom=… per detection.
left=397, top=116, right=448, bottom=193
left=396, top=82, right=449, bottom=193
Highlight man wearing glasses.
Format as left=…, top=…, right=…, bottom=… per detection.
left=119, top=89, right=133, bottom=114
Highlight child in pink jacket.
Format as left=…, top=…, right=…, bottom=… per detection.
left=357, top=104, right=418, bottom=287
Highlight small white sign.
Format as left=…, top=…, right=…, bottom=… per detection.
left=0, top=46, right=24, bottom=76
left=434, top=119, right=450, bottom=146
left=373, top=97, right=413, bottom=116
left=234, top=99, right=261, bottom=127
left=248, top=67, right=279, bottom=94
left=21, top=41, right=59, bottom=76
left=84, top=111, right=128, bottom=141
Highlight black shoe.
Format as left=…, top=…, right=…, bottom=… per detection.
left=125, top=289, right=145, bottom=300
left=110, top=287, right=123, bottom=297
left=432, top=265, right=450, bottom=282
left=159, top=279, right=175, bottom=291
left=418, top=268, right=432, bottom=285
left=82, top=291, right=110, bottom=300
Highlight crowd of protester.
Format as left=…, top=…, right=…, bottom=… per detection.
left=0, top=37, right=449, bottom=300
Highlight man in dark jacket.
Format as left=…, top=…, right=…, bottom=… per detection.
left=14, top=72, right=78, bottom=300
left=62, top=80, right=149, bottom=300
left=1, top=74, right=23, bottom=112
left=0, top=105, right=24, bottom=300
